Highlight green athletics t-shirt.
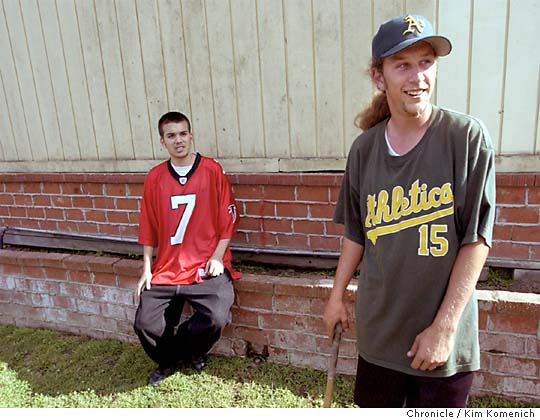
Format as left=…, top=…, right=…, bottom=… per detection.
left=334, top=105, right=496, bottom=377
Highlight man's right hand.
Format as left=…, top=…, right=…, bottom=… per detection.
left=135, top=271, right=152, bottom=304
left=323, top=297, right=349, bottom=344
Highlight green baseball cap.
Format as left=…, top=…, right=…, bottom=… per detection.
left=372, top=14, right=452, bottom=59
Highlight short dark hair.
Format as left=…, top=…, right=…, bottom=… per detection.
left=158, top=111, right=191, bottom=137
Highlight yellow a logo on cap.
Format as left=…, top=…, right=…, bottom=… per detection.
left=402, top=15, right=425, bottom=35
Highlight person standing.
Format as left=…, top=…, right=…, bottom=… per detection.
left=134, top=111, right=240, bottom=386
left=324, top=14, right=495, bottom=407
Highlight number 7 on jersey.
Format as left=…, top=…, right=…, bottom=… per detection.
left=170, top=194, right=196, bottom=245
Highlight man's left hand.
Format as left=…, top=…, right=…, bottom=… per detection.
left=205, top=258, right=224, bottom=277
left=407, top=324, right=455, bottom=371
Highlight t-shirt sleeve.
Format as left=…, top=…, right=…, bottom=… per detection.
left=334, top=147, right=366, bottom=246
left=217, top=168, right=239, bottom=240
left=459, top=122, right=496, bottom=247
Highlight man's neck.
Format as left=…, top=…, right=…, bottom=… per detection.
left=386, top=105, right=433, bottom=155
left=171, top=152, right=196, bottom=167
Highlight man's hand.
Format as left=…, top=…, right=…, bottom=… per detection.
left=205, top=258, right=224, bottom=277
left=407, top=324, right=455, bottom=371
left=136, top=270, right=152, bottom=304
left=323, top=297, right=349, bottom=345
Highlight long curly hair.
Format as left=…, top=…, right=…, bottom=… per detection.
left=353, top=58, right=390, bottom=131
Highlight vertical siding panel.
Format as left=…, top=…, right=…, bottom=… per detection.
left=39, top=0, right=80, bottom=160
left=56, top=0, right=98, bottom=161
left=158, top=0, right=191, bottom=116
left=257, top=0, right=289, bottom=158
left=136, top=0, right=169, bottom=159
left=230, top=0, right=265, bottom=158
left=181, top=0, right=217, bottom=157
left=469, top=0, right=506, bottom=155
left=115, top=0, right=155, bottom=159
left=205, top=0, right=240, bottom=158
left=76, top=0, right=116, bottom=159
left=313, top=0, right=343, bottom=158
left=373, top=0, right=403, bottom=25
left=2, top=0, right=43, bottom=160
left=404, top=0, right=436, bottom=21
left=0, top=79, right=14, bottom=160
left=283, top=0, right=316, bottom=157
left=342, top=0, right=371, bottom=150
left=436, top=0, right=470, bottom=114
left=95, top=0, right=134, bottom=160
left=21, top=0, right=64, bottom=160
left=0, top=5, right=28, bottom=161
left=500, top=0, right=540, bottom=154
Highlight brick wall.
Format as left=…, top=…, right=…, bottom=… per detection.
left=0, top=249, right=538, bottom=404
left=0, top=172, right=539, bottom=262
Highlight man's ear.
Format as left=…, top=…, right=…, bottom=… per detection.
left=371, top=68, right=386, bottom=92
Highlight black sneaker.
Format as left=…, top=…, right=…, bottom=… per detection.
left=191, top=355, right=208, bottom=372
left=148, top=365, right=175, bottom=387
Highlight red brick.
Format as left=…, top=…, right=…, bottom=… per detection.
left=13, top=194, right=33, bottom=206
left=128, top=212, right=139, bottom=224
left=309, top=203, right=335, bottom=219
left=325, top=221, right=344, bottom=236
left=118, top=225, right=138, bottom=237
left=526, top=337, right=539, bottom=357
left=2, top=264, right=23, bottom=276
left=310, top=235, right=341, bottom=251
left=27, top=207, right=45, bottom=219
left=244, top=201, right=275, bottom=217
left=498, top=207, right=539, bottom=224
left=259, top=312, right=299, bottom=330
left=488, top=313, right=538, bottom=335
left=247, top=232, right=278, bottom=247
left=276, top=233, right=308, bottom=249
left=32, top=195, right=51, bottom=206
left=329, top=186, right=341, bottom=203
left=301, top=174, right=343, bottom=187
left=65, top=209, right=84, bottom=221
left=106, top=211, right=130, bottom=224
left=84, top=210, right=106, bottom=223
left=115, top=198, right=139, bottom=211
left=261, top=218, right=292, bottom=233
left=105, top=184, right=127, bottom=197
left=490, top=242, right=530, bottom=260
left=68, top=270, right=93, bottom=283
left=236, top=290, right=273, bottom=310
left=276, top=203, right=307, bottom=218
left=492, top=225, right=512, bottom=241
left=478, top=310, right=488, bottom=330
left=274, top=294, right=311, bottom=313
left=274, top=331, right=316, bottom=352
left=490, top=354, right=539, bottom=377
left=263, top=185, right=295, bottom=201
left=23, top=182, right=42, bottom=193
left=529, top=187, right=540, bottom=204
left=496, top=187, right=526, bottom=204
left=231, top=307, right=259, bottom=327
left=496, top=174, right=536, bottom=187
left=61, top=183, right=83, bottom=195
left=39, top=220, right=59, bottom=231
left=293, top=220, right=324, bottom=235
left=232, top=185, right=263, bottom=199
left=237, top=216, right=261, bottom=231
left=0, top=194, right=14, bottom=205
left=9, top=207, right=26, bottom=217
left=4, top=183, right=22, bottom=193
left=117, top=275, right=139, bottom=289
left=23, top=266, right=45, bottom=279
left=502, top=377, right=540, bottom=396
left=127, top=184, right=144, bottom=197
left=296, top=186, right=329, bottom=203
left=72, top=196, right=93, bottom=208
left=93, top=197, right=116, bottom=209
left=42, top=183, right=61, bottom=194
left=91, top=223, right=117, bottom=235
left=93, top=272, right=117, bottom=286
left=51, top=195, right=71, bottom=208
left=81, top=184, right=104, bottom=195
left=45, top=208, right=65, bottom=220
left=113, top=259, right=143, bottom=276
left=43, top=267, right=68, bottom=281
left=233, top=275, right=275, bottom=294
left=531, top=245, right=540, bottom=260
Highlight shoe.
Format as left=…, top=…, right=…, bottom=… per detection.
left=191, top=355, right=208, bottom=372
left=148, top=365, right=175, bottom=387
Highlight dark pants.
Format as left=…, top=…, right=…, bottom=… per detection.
left=354, top=356, right=474, bottom=408
left=133, top=271, right=234, bottom=367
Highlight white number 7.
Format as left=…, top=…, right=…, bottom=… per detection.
left=170, top=194, right=196, bottom=245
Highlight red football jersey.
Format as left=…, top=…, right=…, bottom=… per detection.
left=138, top=154, right=240, bottom=285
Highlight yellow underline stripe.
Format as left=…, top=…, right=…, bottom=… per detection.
left=366, top=206, right=454, bottom=245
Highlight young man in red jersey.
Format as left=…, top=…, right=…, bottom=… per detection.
left=134, top=111, right=240, bottom=386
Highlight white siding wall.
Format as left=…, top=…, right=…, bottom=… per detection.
left=0, top=0, right=538, bottom=173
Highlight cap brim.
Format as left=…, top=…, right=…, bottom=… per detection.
left=380, top=36, right=452, bottom=58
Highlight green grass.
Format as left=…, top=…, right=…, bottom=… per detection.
left=0, top=325, right=535, bottom=408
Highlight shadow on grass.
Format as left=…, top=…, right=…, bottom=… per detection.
left=0, top=324, right=355, bottom=407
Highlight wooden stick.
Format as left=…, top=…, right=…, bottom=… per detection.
left=323, top=322, right=343, bottom=408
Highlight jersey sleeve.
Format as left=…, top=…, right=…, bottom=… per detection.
left=138, top=172, right=159, bottom=247
left=333, top=143, right=366, bottom=246
left=458, top=121, right=496, bottom=247
left=216, top=166, right=239, bottom=240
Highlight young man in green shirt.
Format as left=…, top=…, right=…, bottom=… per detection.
left=324, top=14, right=495, bottom=407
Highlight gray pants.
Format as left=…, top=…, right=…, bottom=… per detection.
left=133, top=271, right=234, bottom=367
